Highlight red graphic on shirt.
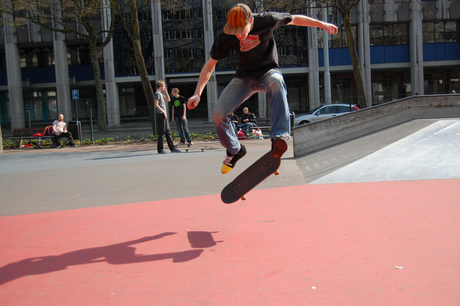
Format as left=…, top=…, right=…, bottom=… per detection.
left=240, top=35, right=260, bottom=52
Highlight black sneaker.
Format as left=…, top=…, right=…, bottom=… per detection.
left=271, top=136, right=288, bottom=158
left=221, top=144, right=247, bottom=174
left=171, top=148, right=182, bottom=153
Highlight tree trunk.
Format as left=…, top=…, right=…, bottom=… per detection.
left=129, top=0, right=156, bottom=135
left=343, top=14, right=368, bottom=108
left=89, top=41, right=108, bottom=133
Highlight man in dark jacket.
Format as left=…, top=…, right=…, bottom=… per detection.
left=237, top=107, right=257, bottom=136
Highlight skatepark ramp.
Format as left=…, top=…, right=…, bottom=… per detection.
left=293, top=94, right=460, bottom=157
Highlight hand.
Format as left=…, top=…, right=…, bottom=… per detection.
left=172, top=117, right=175, bottom=122
left=188, top=95, right=200, bottom=110
left=164, top=113, right=168, bottom=119
left=323, top=22, right=338, bottom=35
left=182, top=116, right=186, bottom=121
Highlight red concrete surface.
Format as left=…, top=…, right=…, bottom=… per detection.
left=1, top=179, right=459, bottom=305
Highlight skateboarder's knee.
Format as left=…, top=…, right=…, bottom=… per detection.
left=212, top=109, right=227, bottom=125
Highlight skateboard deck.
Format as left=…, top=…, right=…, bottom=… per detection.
left=221, top=151, right=281, bottom=204
left=176, top=143, right=204, bottom=153
left=185, top=147, right=204, bottom=153
left=185, top=144, right=204, bottom=153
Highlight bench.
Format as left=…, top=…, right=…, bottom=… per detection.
left=9, top=127, right=52, bottom=149
left=237, top=112, right=295, bottom=137
left=255, top=118, right=271, bottom=133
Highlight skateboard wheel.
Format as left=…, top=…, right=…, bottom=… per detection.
left=186, top=149, right=189, bottom=152
left=241, top=196, right=247, bottom=201
left=274, top=170, right=280, bottom=175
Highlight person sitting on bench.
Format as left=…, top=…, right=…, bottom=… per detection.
left=52, top=114, right=76, bottom=148
left=237, top=107, right=257, bottom=136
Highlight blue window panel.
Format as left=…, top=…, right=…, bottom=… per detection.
left=318, top=49, right=324, bottom=66
left=68, top=64, right=105, bottom=81
left=100, top=64, right=105, bottom=80
left=445, top=43, right=460, bottom=60
left=423, top=44, right=436, bottom=61
left=393, top=45, right=410, bottom=62
left=435, top=44, right=446, bottom=61
left=341, top=48, right=352, bottom=65
left=21, top=67, right=56, bottom=84
left=384, top=46, right=394, bottom=63
left=0, top=70, right=7, bottom=86
left=330, top=49, right=339, bottom=65
left=370, top=46, right=385, bottom=64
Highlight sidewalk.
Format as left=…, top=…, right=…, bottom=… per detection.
left=1, top=119, right=217, bottom=141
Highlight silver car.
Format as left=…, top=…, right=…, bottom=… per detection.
left=294, top=103, right=360, bottom=126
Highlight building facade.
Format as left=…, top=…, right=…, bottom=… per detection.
left=1, top=0, right=459, bottom=130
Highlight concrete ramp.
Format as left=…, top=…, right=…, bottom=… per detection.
left=293, top=94, right=460, bottom=157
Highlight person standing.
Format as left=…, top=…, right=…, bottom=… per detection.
left=52, top=114, right=76, bottom=148
left=187, top=3, right=338, bottom=173
left=171, top=88, right=193, bottom=146
left=154, top=81, right=181, bottom=154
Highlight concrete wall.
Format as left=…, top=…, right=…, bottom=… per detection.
left=293, top=94, right=460, bottom=157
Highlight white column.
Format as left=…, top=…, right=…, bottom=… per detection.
left=3, top=10, right=25, bottom=130
left=384, top=0, right=397, bottom=22
left=410, top=0, right=424, bottom=96
left=52, top=1, right=72, bottom=120
left=53, top=39, right=72, bottom=120
left=308, top=25, right=320, bottom=110
left=102, top=0, right=120, bottom=127
left=437, top=0, right=449, bottom=19
left=358, top=0, right=372, bottom=105
left=202, top=0, right=219, bottom=122
left=104, top=41, right=120, bottom=127
left=152, top=0, right=165, bottom=83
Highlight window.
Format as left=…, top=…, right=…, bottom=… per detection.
left=423, top=21, right=458, bottom=43
left=370, top=24, right=384, bottom=46
left=320, top=26, right=357, bottom=48
left=371, top=23, right=409, bottom=46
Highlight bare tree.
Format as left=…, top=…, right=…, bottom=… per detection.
left=111, top=0, right=158, bottom=134
left=1, top=0, right=118, bottom=132
left=317, top=0, right=367, bottom=108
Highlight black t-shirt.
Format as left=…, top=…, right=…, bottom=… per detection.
left=172, top=95, right=186, bottom=118
left=210, top=12, right=293, bottom=78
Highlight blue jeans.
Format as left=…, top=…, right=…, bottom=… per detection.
left=212, top=69, right=290, bottom=154
left=237, top=122, right=254, bottom=136
left=174, top=116, right=192, bottom=143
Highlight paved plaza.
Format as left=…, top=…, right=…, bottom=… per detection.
left=1, top=119, right=459, bottom=305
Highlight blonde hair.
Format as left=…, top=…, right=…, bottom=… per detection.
left=172, top=88, right=179, bottom=94
left=156, top=80, right=165, bottom=89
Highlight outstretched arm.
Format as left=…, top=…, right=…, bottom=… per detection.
left=288, top=15, right=338, bottom=34
left=187, top=58, right=218, bottom=110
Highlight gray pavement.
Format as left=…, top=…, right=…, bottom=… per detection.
left=1, top=118, right=458, bottom=217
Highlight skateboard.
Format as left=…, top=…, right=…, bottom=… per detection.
left=176, top=143, right=204, bottom=153
left=220, top=151, right=281, bottom=204
left=185, top=147, right=204, bottom=153
left=185, top=143, right=204, bottom=153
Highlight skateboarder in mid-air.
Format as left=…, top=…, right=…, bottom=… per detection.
left=188, top=3, right=338, bottom=173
